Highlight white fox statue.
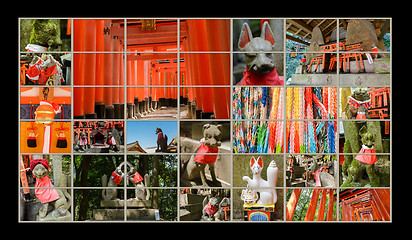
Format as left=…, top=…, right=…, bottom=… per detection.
left=242, top=156, right=278, bottom=205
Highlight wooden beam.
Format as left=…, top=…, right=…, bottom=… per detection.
left=286, top=34, right=310, bottom=46
left=322, top=19, right=337, bottom=37
left=292, top=19, right=314, bottom=32
left=313, top=19, right=326, bottom=30
left=127, top=53, right=177, bottom=61
left=371, top=189, right=390, bottom=221
left=127, top=24, right=178, bottom=46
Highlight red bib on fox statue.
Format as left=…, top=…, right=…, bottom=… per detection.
left=194, top=141, right=219, bottom=164
left=237, top=67, right=283, bottom=86
left=355, top=145, right=378, bottom=165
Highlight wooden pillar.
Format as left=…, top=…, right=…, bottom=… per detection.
left=326, top=189, right=334, bottom=221
left=192, top=20, right=213, bottom=116
left=341, top=201, right=347, bottom=221
left=95, top=20, right=105, bottom=118
left=73, top=19, right=85, bottom=118
left=103, top=20, right=113, bottom=118
left=304, top=189, right=321, bottom=221
left=84, top=20, right=96, bottom=118
left=316, top=189, right=327, bottom=221
left=286, top=188, right=302, bottom=221
left=205, top=19, right=230, bottom=118
left=112, top=38, right=120, bottom=118
left=127, top=59, right=134, bottom=118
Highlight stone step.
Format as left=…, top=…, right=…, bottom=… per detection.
left=182, top=202, right=203, bottom=214
left=179, top=204, right=203, bottom=221
left=93, top=208, right=158, bottom=221
left=100, top=199, right=151, bottom=208
left=179, top=193, right=205, bottom=206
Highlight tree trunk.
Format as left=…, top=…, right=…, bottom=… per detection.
left=52, top=155, right=62, bottom=187
left=78, top=155, right=92, bottom=221
left=152, top=155, right=159, bottom=209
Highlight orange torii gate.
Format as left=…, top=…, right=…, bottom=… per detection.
left=72, top=19, right=230, bottom=119
left=126, top=54, right=179, bottom=118
left=286, top=188, right=336, bottom=221
left=180, top=19, right=230, bottom=119
left=73, top=19, right=124, bottom=119
left=125, top=20, right=180, bottom=118
left=339, top=189, right=390, bottom=221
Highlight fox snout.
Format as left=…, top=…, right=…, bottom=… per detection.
left=245, top=52, right=275, bottom=74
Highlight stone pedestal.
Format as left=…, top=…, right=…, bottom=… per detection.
left=339, top=73, right=390, bottom=86
left=93, top=199, right=159, bottom=221
left=289, top=74, right=337, bottom=85
left=290, top=72, right=389, bottom=86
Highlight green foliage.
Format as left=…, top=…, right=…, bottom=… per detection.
left=73, top=155, right=178, bottom=221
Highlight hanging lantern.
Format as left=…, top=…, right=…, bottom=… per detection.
left=35, top=100, right=61, bottom=125
left=141, top=19, right=156, bottom=31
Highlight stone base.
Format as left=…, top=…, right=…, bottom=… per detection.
left=289, top=73, right=389, bottom=86
left=38, top=209, right=72, bottom=221
left=289, top=74, right=337, bottom=85
left=339, top=73, right=390, bottom=86
left=127, top=209, right=159, bottom=221
left=93, top=209, right=158, bottom=221
left=100, top=199, right=151, bottom=208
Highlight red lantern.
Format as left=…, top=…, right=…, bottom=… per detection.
left=35, top=100, right=61, bottom=125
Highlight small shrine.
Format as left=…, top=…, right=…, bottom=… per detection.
left=286, top=19, right=390, bottom=86
left=73, top=121, right=124, bottom=153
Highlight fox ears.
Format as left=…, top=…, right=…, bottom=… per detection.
left=250, top=156, right=263, bottom=168
left=238, top=23, right=253, bottom=50
left=261, top=22, right=275, bottom=46
left=238, top=21, right=275, bottom=50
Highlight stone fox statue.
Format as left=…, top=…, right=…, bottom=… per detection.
left=237, top=22, right=283, bottom=85
left=182, top=124, right=223, bottom=187
left=26, top=19, right=62, bottom=52
left=242, top=156, right=278, bottom=205
left=155, top=127, right=168, bottom=152
left=101, top=165, right=124, bottom=201
left=30, top=159, right=71, bottom=220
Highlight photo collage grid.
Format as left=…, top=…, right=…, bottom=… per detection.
left=18, top=18, right=391, bottom=222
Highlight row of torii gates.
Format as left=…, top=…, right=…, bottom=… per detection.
left=286, top=188, right=390, bottom=221
left=73, top=19, right=230, bottom=119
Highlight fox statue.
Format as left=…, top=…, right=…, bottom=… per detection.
left=242, top=156, right=278, bottom=205
left=237, top=21, right=283, bottom=85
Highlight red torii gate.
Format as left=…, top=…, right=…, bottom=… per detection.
left=73, top=19, right=124, bottom=119
left=286, top=188, right=336, bottom=221
left=72, top=19, right=230, bottom=119
left=339, top=189, right=390, bottom=221
left=180, top=19, right=230, bottom=119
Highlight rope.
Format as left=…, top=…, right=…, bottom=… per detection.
left=293, top=88, right=300, bottom=153
left=269, top=87, right=280, bottom=153
left=286, top=87, right=293, bottom=151
left=330, top=87, right=337, bottom=119
left=312, top=92, right=328, bottom=119
left=275, top=87, right=284, bottom=153
left=308, top=121, right=316, bottom=153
